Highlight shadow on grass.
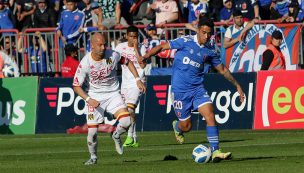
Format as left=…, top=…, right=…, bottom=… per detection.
left=146, top=139, right=252, bottom=147
left=230, top=155, right=304, bottom=162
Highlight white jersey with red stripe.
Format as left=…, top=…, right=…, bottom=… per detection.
left=73, top=49, right=128, bottom=93
left=115, top=42, right=146, bottom=89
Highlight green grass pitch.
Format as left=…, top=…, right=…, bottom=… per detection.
left=0, top=129, right=304, bottom=173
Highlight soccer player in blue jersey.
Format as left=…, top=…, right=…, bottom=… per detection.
left=138, top=17, right=245, bottom=163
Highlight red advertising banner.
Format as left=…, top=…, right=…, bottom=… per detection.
left=254, top=70, right=304, bottom=129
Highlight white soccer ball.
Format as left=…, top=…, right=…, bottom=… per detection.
left=2, top=64, right=14, bottom=77
left=192, top=144, right=212, bottom=163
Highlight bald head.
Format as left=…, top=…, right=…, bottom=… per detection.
left=91, top=33, right=106, bottom=44
left=91, top=33, right=106, bottom=58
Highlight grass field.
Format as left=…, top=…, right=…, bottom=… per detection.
left=0, top=129, right=304, bottom=173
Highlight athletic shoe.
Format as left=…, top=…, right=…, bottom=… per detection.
left=212, top=149, right=232, bottom=163
left=84, top=158, right=97, bottom=165
left=111, top=132, right=124, bottom=155
left=172, top=120, right=184, bottom=144
left=131, top=142, right=139, bottom=147
left=123, top=137, right=134, bottom=147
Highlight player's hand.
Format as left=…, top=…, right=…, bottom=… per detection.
left=191, top=21, right=197, bottom=25
left=78, top=28, right=84, bottom=33
left=57, top=30, right=62, bottom=37
left=88, top=98, right=100, bottom=108
left=138, top=55, right=148, bottom=64
left=132, top=39, right=138, bottom=48
left=137, top=80, right=146, bottom=94
left=61, top=36, right=66, bottom=43
left=237, top=85, right=245, bottom=102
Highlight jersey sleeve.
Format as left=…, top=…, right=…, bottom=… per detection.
left=168, top=37, right=186, bottom=50
left=73, top=60, right=89, bottom=87
left=206, top=51, right=222, bottom=68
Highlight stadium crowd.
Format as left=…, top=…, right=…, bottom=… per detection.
left=0, top=0, right=304, bottom=76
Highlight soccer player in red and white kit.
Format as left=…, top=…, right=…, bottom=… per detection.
left=73, top=33, right=146, bottom=165
left=115, top=26, right=147, bottom=147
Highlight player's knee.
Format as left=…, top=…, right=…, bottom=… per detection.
left=119, top=115, right=131, bottom=128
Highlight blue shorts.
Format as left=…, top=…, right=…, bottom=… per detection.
left=171, top=87, right=212, bottom=121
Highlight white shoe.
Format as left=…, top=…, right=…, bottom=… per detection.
left=111, top=132, right=124, bottom=155
left=84, top=158, right=97, bottom=165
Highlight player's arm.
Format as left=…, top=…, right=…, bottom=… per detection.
left=125, top=59, right=146, bottom=94
left=133, top=39, right=147, bottom=69
left=73, top=63, right=100, bottom=108
left=215, top=64, right=245, bottom=102
left=139, top=42, right=171, bottom=63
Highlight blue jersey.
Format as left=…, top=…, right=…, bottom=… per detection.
left=56, top=9, right=85, bottom=47
left=25, top=47, right=50, bottom=73
left=169, top=35, right=222, bottom=93
left=0, top=8, right=15, bottom=34
left=185, top=1, right=208, bottom=23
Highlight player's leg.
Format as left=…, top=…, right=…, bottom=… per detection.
left=172, top=92, right=193, bottom=144
left=84, top=102, right=105, bottom=165
left=121, top=88, right=134, bottom=147
left=197, top=103, right=232, bottom=163
left=107, top=92, right=131, bottom=155
left=123, top=87, right=142, bottom=147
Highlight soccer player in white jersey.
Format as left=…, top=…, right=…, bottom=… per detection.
left=115, top=26, right=147, bottom=147
left=73, top=33, right=146, bottom=165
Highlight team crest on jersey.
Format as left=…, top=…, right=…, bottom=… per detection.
left=106, top=58, right=112, bottom=65
left=176, top=111, right=181, bottom=117
left=165, top=6, right=169, bottom=9
left=242, top=3, right=246, bottom=9
left=88, top=114, right=94, bottom=120
left=75, top=15, right=79, bottom=20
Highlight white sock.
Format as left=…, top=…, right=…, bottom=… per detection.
left=87, top=128, right=98, bottom=159
left=114, top=112, right=131, bottom=138
left=127, top=108, right=135, bottom=138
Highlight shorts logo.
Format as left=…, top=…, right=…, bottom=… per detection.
left=106, top=58, right=112, bottom=65
left=176, top=111, right=181, bottom=117
left=88, top=114, right=94, bottom=120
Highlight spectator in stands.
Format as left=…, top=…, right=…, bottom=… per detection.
left=270, top=0, right=288, bottom=19
left=82, top=0, right=93, bottom=27
left=180, top=0, right=208, bottom=25
left=258, top=0, right=274, bottom=20
left=223, top=10, right=255, bottom=49
left=220, top=0, right=234, bottom=25
left=1, top=37, right=16, bottom=60
left=3, top=0, right=14, bottom=12
left=0, top=0, right=16, bottom=34
left=57, top=0, right=67, bottom=26
left=121, top=0, right=140, bottom=25
left=56, top=0, right=84, bottom=65
left=48, top=0, right=61, bottom=11
left=209, top=0, right=223, bottom=21
left=96, top=0, right=128, bottom=30
left=146, top=22, right=159, bottom=39
left=34, top=0, right=57, bottom=28
left=16, top=0, right=36, bottom=32
left=61, top=44, right=80, bottom=77
left=91, top=1, right=101, bottom=27
left=17, top=31, right=51, bottom=73
left=277, top=0, right=300, bottom=23
left=146, top=0, right=179, bottom=35
left=233, top=0, right=259, bottom=21
left=261, top=31, right=285, bottom=70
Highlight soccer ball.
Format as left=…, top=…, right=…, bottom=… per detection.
left=2, top=64, right=14, bottom=77
left=192, top=144, right=212, bottom=163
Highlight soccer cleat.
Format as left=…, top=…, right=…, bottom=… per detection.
left=172, top=120, right=184, bottom=144
left=123, top=137, right=134, bottom=147
left=111, top=132, right=124, bottom=155
left=131, top=142, right=139, bottom=147
left=84, top=158, right=97, bottom=165
left=212, top=149, right=232, bottom=163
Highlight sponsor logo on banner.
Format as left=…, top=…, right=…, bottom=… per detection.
left=0, top=100, right=26, bottom=126
left=254, top=71, right=304, bottom=129
left=221, top=24, right=299, bottom=72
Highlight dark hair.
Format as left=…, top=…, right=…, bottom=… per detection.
left=233, top=10, right=243, bottom=17
left=198, top=16, right=214, bottom=29
left=127, top=25, right=139, bottom=34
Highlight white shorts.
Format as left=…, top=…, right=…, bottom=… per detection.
left=121, top=87, right=142, bottom=107
left=86, top=91, right=127, bottom=125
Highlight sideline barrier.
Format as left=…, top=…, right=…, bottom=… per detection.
left=35, top=73, right=256, bottom=133
left=0, top=77, right=38, bottom=134
left=254, top=70, right=304, bottom=129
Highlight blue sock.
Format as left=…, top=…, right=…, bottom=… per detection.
left=206, top=126, right=219, bottom=152
left=174, top=121, right=182, bottom=133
